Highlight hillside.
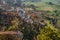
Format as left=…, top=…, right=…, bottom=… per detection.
left=0, top=0, right=60, bottom=40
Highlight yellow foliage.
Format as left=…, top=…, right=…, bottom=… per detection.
left=37, top=20, right=60, bottom=40
left=8, top=18, right=19, bottom=30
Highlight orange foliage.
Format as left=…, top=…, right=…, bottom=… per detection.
left=2, top=11, right=18, bottom=17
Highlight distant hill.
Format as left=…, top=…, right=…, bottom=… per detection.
left=24, top=0, right=60, bottom=4
left=24, top=0, right=41, bottom=2
left=0, top=0, right=22, bottom=6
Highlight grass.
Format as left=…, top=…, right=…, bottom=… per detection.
left=24, top=1, right=59, bottom=11
left=24, top=1, right=60, bottom=16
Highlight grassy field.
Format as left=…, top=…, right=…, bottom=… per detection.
left=24, top=1, right=60, bottom=11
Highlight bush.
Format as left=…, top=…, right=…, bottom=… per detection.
left=37, top=20, right=60, bottom=40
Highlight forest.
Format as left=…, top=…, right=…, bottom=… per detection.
left=0, top=0, right=60, bottom=40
